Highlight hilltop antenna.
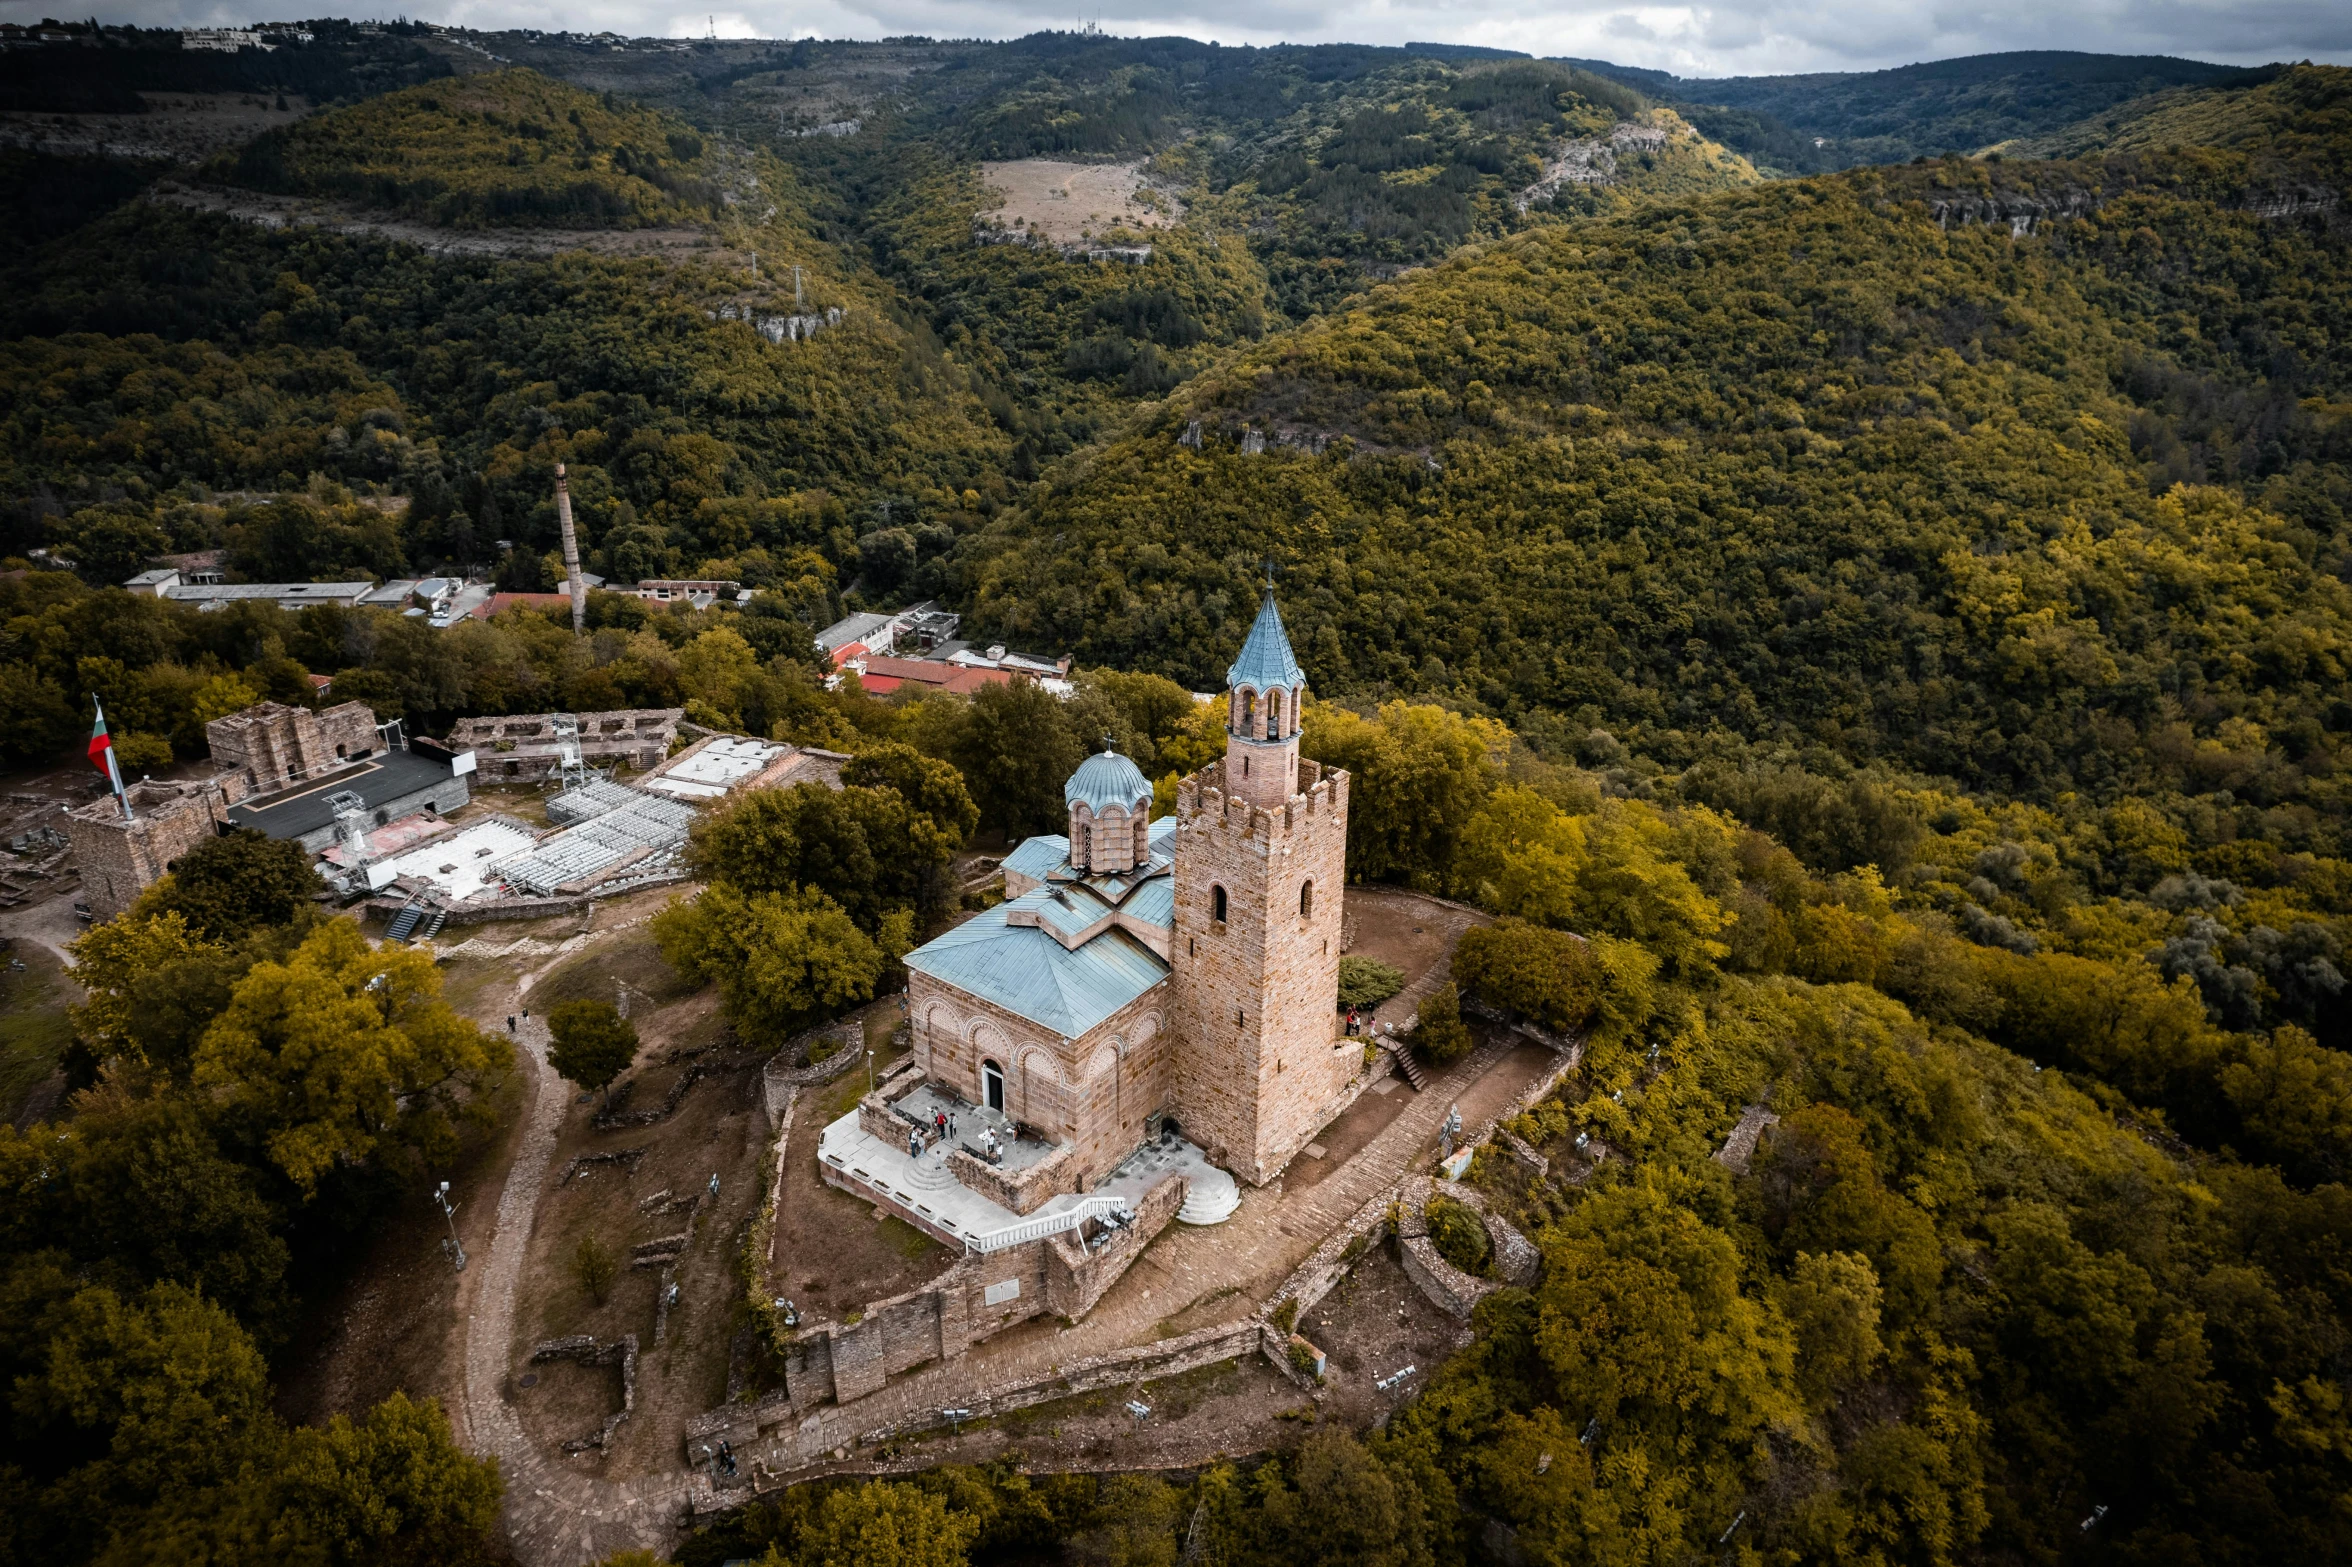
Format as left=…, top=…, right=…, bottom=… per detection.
left=708, top=14, right=716, bottom=40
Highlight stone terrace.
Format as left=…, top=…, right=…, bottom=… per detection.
left=734, top=1025, right=1557, bottom=1476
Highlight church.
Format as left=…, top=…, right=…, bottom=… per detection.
left=816, top=589, right=1364, bottom=1289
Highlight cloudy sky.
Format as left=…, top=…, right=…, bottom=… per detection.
left=37, top=0, right=2352, bottom=77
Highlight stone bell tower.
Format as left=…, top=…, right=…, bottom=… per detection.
left=1168, top=590, right=1352, bottom=1185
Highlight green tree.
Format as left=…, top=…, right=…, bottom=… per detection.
left=194, top=919, right=509, bottom=1197
left=1451, top=918, right=1600, bottom=1034
left=136, top=827, right=323, bottom=942
left=573, top=1235, right=617, bottom=1305
left=1303, top=701, right=1508, bottom=888
left=1337, top=955, right=1405, bottom=1009
left=1413, top=980, right=1472, bottom=1066
left=653, top=884, right=890, bottom=1043
left=0, top=1097, right=293, bottom=1344
left=546, top=999, right=639, bottom=1104
left=261, top=1391, right=504, bottom=1567
left=774, top=1479, right=980, bottom=1567
left=1783, top=1249, right=1886, bottom=1408
left=946, top=679, right=1083, bottom=841
left=841, top=741, right=981, bottom=846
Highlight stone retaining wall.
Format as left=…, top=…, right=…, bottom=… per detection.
left=697, top=1314, right=1275, bottom=1501
left=776, top=1171, right=1188, bottom=1410
left=1396, top=1176, right=1498, bottom=1321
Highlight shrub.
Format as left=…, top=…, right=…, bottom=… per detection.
left=1414, top=980, right=1473, bottom=1065
left=1426, top=1196, right=1493, bottom=1277
left=1338, top=955, right=1407, bottom=1008
left=573, top=1235, right=616, bottom=1304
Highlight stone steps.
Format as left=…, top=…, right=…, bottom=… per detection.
left=1176, top=1165, right=1240, bottom=1225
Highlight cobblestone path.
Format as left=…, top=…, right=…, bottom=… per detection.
left=756, top=1034, right=1532, bottom=1466
left=457, top=1015, right=687, bottom=1565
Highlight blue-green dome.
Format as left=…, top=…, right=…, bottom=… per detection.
left=1065, top=749, right=1150, bottom=814
left=1226, top=590, right=1306, bottom=694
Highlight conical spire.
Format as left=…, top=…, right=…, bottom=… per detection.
left=1226, top=589, right=1306, bottom=694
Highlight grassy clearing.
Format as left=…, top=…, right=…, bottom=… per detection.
left=0, top=945, right=75, bottom=1123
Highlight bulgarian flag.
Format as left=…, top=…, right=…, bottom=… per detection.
left=88, top=699, right=128, bottom=815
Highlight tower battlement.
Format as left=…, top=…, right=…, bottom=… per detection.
left=1173, top=757, right=1349, bottom=845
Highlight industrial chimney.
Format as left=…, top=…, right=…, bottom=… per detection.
left=554, top=462, right=585, bottom=635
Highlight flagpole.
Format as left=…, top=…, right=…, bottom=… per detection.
left=91, top=698, right=132, bottom=823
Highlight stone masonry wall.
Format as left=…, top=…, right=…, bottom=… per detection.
left=776, top=1171, right=1186, bottom=1411
left=908, top=973, right=1171, bottom=1195
left=205, top=700, right=379, bottom=794
left=1042, top=1169, right=1186, bottom=1319
left=1167, top=757, right=1351, bottom=1184
left=65, top=777, right=230, bottom=919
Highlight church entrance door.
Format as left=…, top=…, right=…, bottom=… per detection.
left=982, top=1061, right=1005, bottom=1112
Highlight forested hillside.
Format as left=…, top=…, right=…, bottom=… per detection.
left=216, top=69, right=733, bottom=228
left=966, top=67, right=2352, bottom=810
left=6, top=33, right=2352, bottom=1567
left=1571, top=49, right=2270, bottom=170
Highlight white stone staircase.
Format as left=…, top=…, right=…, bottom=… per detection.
left=1176, top=1164, right=1240, bottom=1225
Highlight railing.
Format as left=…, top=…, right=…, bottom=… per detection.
left=962, top=1194, right=1133, bottom=1255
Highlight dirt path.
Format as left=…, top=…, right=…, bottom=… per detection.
left=457, top=1008, right=687, bottom=1565
left=152, top=183, right=739, bottom=264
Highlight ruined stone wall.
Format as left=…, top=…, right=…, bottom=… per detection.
left=205, top=700, right=379, bottom=795
left=1166, top=759, right=1351, bottom=1184
left=65, top=778, right=230, bottom=919
left=782, top=1239, right=1055, bottom=1406
left=778, top=1174, right=1186, bottom=1411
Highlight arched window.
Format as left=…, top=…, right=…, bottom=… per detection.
left=982, top=1059, right=1005, bottom=1113
left=1300, top=880, right=1313, bottom=919
left=1267, top=689, right=1284, bottom=737
left=1211, top=885, right=1227, bottom=923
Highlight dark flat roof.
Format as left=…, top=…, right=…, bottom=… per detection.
left=227, top=749, right=456, bottom=841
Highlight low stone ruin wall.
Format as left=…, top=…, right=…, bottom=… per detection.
left=529, top=1334, right=638, bottom=1454
left=777, top=1170, right=1187, bottom=1409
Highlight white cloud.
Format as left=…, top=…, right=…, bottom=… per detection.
left=62, top=0, right=2352, bottom=75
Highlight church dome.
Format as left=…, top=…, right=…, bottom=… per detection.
left=1065, top=749, right=1149, bottom=815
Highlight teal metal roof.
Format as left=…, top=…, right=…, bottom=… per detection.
left=1001, top=834, right=1068, bottom=884
left=906, top=891, right=1169, bottom=1036
left=1006, top=817, right=1175, bottom=890
left=1122, top=875, right=1175, bottom=934
left=1065, top=749, right=1150, bottom=814
left=1226, top=591, right=1306, bottom=693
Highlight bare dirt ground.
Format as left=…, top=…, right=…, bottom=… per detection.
left=0, top=91, right=312, bottom=165
left=768, top=1016, right=950, bottom=1324
left=1285, top=1068, right=1411, bottom=1193
left=1343, top=887, right=1490, bottom=1031
left=978, top=159, right=1177, bottom=245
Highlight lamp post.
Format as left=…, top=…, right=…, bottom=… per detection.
left=433, top=1180, right=466, bottom=1272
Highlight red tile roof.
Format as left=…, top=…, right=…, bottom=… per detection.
left=850, top=657, right=1014, bottom=696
